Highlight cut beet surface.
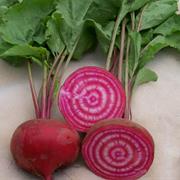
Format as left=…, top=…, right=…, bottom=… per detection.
left=58, top=66, right=126, bottom=132
left=82, top=119, right=154, bottom=180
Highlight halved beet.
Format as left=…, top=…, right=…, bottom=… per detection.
left=82, top=119, right=154, bottom=180
left=58, top=66, right=126, bottom=132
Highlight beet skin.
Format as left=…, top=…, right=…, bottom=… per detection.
left=11, top=119, right=80, bottom=180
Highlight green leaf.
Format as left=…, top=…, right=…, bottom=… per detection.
left=133, top=68, right=158, bottom=90
left=56, top=0, right=93, bottom=26
left=94, top=21, right=115, bottom=53
left=46, top=11, right=97, bottom=59
left=0, top=0, right=55, bottom=44
left=0, top=0, right=18, bottom=6
left=139, top=36, right=168, bottom=68
left=0, top=37, right=12, bottom=54
left=141, top=29, right=154, bottom=46
left=129, top=31, right=142, bottom=75
left=51, top=12, right=81, bottom=53
left=45, top=16, right=65, bottom=55
left=0, top=0, right=18, bottom=23
left=3, top=57, right=26, bottom=67
left=140, top=0, right=177, bottom=30
left=32, top=20, right=48, bottom=45
left=0, top=44, right=49, bottom=66
left=85, top=0, right=118, bottom=25
left=165, top=32, right=180, bottom=51
left=139, top=32, right=180, bottom=68
left=55, top=0, right=94, bottom=53
left=0, top=6, right=8, bottom=17
left=154, top=15, right=180, bottom=36
left=73, top=20, right=97, bottom=59
left=120, top=0, right=151, bottom=15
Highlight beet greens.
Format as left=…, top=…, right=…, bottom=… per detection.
left=0, top=0, right=180, bottom=180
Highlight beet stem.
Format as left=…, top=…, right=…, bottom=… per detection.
left=110, top=48, right=118, bottom=74
left=47, top=50, right=67, bottom=118
left=27, top=61, right=40, bottom=118
left=106, top=11, right=125, bottom=71
left=47, top=48, right=65, bottom=87
left=137, top=5, right=147, bottom=32
left=47, top=39, right=79, bottom=118
left=118, top=18, right=126, bottom=82
left=124, top=38, right=130, bottom=119
left=125, top=13, right=135, bottom=120
left=41, top=62, right=48, bottom=118
left=44, top=175, right=53, bottom=180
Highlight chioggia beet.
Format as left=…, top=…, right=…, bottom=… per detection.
left=58, top=66, right=126, bottom=132
left=82, top=119, right=154, bottom=180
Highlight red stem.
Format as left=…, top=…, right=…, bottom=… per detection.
left=44, top=175, right=53, bottom=180
left=127, top=80, right=133, bottom=120
left=27, top=62, right=40, bottom=118
left=46, top=50, right=66, bottom=118
left=110, top=48, right=118, bottom=75
left=41, top=62, right=48, bottom=118
left=106, top=10, right=125, bottom=71
left=125, top=13, right=136, bottom=120
left=118, top=18, right=126, bottom=82
left=47, top=50, right=64, bottom=87
left=47, top=38, right=79, bottom=118
left=124, top=38, right=130, bottom=119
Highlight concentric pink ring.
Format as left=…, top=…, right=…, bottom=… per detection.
left=82, top=120, right=154, bottom=180
left=58, top=66, right=126, bottom=132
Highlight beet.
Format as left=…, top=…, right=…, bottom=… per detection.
left=82, top=119, right=154, bottom=180
left=58, top=66, right=126, bottom=132
left=11, top=119, right=80, bottom=180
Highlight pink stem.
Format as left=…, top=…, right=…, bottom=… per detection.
left=47, top=50, right=64, bottom=87
left=41, top=63, right=48, bottom=119
left=118, top=18, right=126, bottom=82
left=27, top=62, right=40, bottom=118
left=47, top=38, right=79, bottom=118
left=46, top=51, right=66, bottom=118
left=125, top=13, right=136, bottom=120
left=110, top=48, right=118, bottom=74
left=106, top=11, right=125, bottom=71
left=127, top=80, right=133, bottom=120
left=124, top=38, right=130, bottom=119
left=44, top=175, right=53, bottom=180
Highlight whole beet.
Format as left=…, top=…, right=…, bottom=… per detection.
left=11, top=119, right=80, bottom=180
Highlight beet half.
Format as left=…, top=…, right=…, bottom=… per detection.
left=58, top=66, right=126, bottom=132
left=82, top=119, right=154, bottom=180
left=11, top=119, right=80, bottom=180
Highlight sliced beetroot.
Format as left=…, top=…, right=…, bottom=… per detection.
left=58, top=66, right=126, bottom=132
left=82, top=119, right=154, bottom=180
left=11, top=119, right=80, bottom=180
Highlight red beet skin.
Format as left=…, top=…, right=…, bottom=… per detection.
left=58, top=66, right=126, bottom=132
left=82, top=119, right=154, bottom=180
left=11, top=119, right=80, bottom=180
